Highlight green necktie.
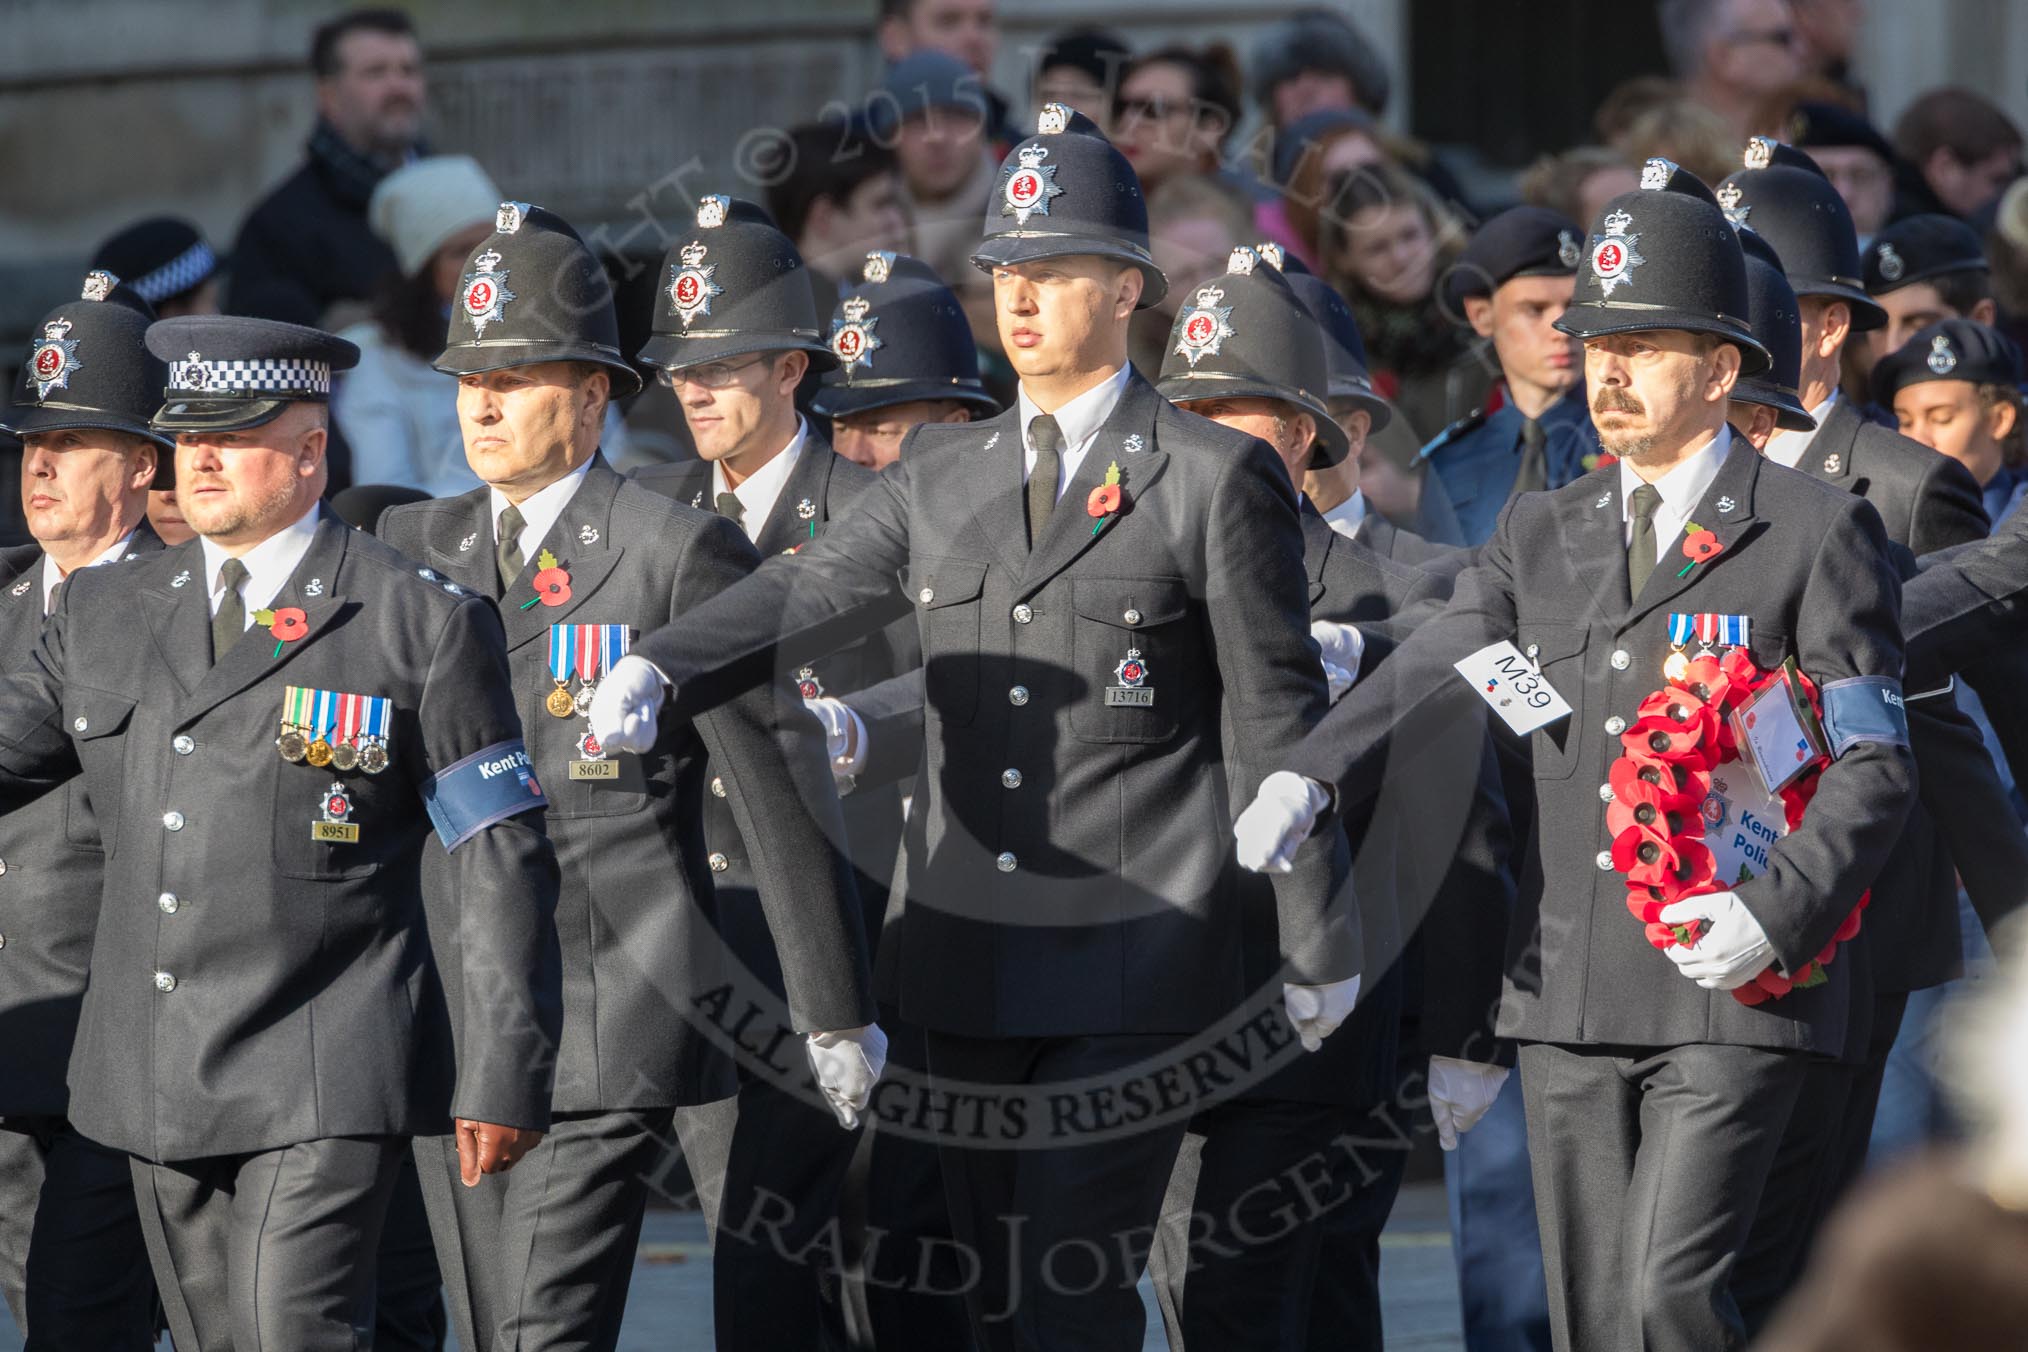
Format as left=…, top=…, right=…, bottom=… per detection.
left=715, top=492, right=746, bottom=532
left=1026, top=413, right=1063, bottom=550
left=1628, top=483, right=1663, bottom=599
left=211, top=557, right=248, bottom=665
left=496, top=502, right=526, bottom=593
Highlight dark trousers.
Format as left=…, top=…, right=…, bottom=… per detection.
left=926, top=1030, right=1190, bottom=1352
left=1734, top=990, right=1911, bottom=1336
left=414, top=1107, right=679, bottom=1352
left=1519, top=1040, right=1806, bottom=1352
left=1147, top=1096, right=1410, bottom=1352
left=858, top=1016, right=977, bottom=1350
left=708, top=1073, right=862, bottom=1352
left=132, top=1135, right=404, bottom=1352
left=0, top=1118, right=155, bottom=1349
left=1444, top=1077, right=1555, bottom=1352
left=373, top=1150, right=447, bottom=1351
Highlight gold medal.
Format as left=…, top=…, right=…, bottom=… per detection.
left=306, top=738, right=334, bottom=768
left=276, top=727, right=308, bottom=763
left=545, top=682, right=577, bottom=718
left=359, top=738, right=390, bottom=775
left=1663, top=649, right=1691, bottom=683
left=330, top=741, right=360, bottom=772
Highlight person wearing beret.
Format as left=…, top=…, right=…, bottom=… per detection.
left=375, top=201, right=877, bottom=1352
left=623, top=194, right=905, bottom=1350
left=0, top=310, right=564, bottom=1348
left=592, top=105, right=1359, bottom=1352
left=0, top=271, right=167, bottom=1348
left=1239, top=169, right=1917, bottom=1352
left=1419, top=205, right=1594, bottom=549
left=1876, top=319, right=2027, bottom=523
left=1863, top=214, right=2002, bottom=369
left=1141, top=246, right=1511, bottom=1352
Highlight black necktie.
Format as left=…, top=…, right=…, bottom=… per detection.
left=1026, top=414, right=1063, bottom=549
left=1511, top=418, right=1548, bottom=498
left=211, top=557, right=248, bottom=665
left=715, top=492, right=746, bottom=532
left=1628, top=484, right=1663, bottom=599
left=496, top=503, right=526, bottom=593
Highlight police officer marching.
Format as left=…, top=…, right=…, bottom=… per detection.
left=628, top=195, right=904, bottom=1350
left=591, top=104, right=1361, bottom=1352
left=374, top=199, right=878, bottom=1352
left=1241, top=165, right=1919, bottom=1352
left=0, top=308, right=566, bottom=1348
left=0, top=270, right=168, bottom=1349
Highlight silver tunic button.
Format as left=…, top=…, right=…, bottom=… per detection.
left=1009, top=685, right=1029, bottom=706
left=1012, top=604, right=1034, bottom=624
left=710, top=776, right=727, bottom=798
left=0, top=934, right=6, bottom=949
left=173, top=734, right=195, bottom=755
left=154, top=971, right=176, bottom=993
left=708, top=852, right=729, bottom=874
left=0, top=859, right=8, bottom=875
left=1596, top=851, right=1614, bottom=871
left=1599, top=783, right=1616, bottom=803
left=158, top=892, right=179, bottom=915
left=1002, top=769, right=1022, bottom=789
left=162, top=810, right=184, bottom=831
left=1604, top=716, right=1626, bottom=736
left=1610, top=649, right=1631, bottom=671
left=72, top=716, right=87, bottom=732
left=996, top=852, right=1017, bottom=873
left=918, top=587, right=935, bottom=604
left=1124, top=609, right=1142, bottom=626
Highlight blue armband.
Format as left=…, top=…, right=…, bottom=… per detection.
left=422, top=740, right=547, bottom=851
left=1818, top=677, right=1910, bottom=759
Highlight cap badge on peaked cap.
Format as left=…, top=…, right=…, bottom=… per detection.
left=1591, top=208, right=1645, bottom=297
left=1876, top=242, right=1904, bottom=282
left=1002, top=144, right=1063, bottom=225
left=1173, top=284, right=1235, bottom=368
left=28, top=318, right=81, bottom=399
left=461, top=248, right=516, bottom=337
left=830, top=295, right=882, bottom=373
left=1558, top=229, right=1581, bottom=268
left=862, top=251, right=895, bottom=284
left=1927, top=333, right=1958, bottom=375
left=667, top=240, right=724, bottom=330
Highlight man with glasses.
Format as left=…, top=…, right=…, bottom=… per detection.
left=1660, top=0, right=1802, bottom=143
left=633, top=195, right=909, bottom=1350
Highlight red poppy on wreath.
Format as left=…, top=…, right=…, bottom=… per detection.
left=1610, top=755, right=1711, bottom=814
left=1607, top=778, right=1684, bottom=841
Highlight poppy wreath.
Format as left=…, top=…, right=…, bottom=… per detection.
left=1608, top=647, right=1868, bottom=1006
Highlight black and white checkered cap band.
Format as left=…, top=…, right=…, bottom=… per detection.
left=169, top=356, right=331, bottom=396
left=133, top=242, right=218, bottom=304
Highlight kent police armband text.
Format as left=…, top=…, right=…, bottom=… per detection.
left=423, top=740, right=547, bottom=850
left=1818, top=677, right=1910, bottom=759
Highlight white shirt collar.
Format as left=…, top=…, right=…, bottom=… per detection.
left=201, top=502, right=322, bottom=625
left=39, top=531, right=136, bottom=615
left=1320, top=490, right=1370, bottom=541
left=712, top=417, right=808, bottom=543
left=1762, top=391, right=1838, bottom=469
left=1016, top=365, right=1132, bottom=499
left=1617, top=426, right=1732, bottom=558
left=490, top=459, right=593, bottom=566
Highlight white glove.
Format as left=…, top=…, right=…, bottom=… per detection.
left=1659, top=890, right=1774, bottom=989
left=805, top=1023, right=888, bottom=1129
left=1322, top=660, right=1355, bottom=703
left=805, top=696, right=870, bottom=781
left=1284, top=974, right=1361, bottom=1052
left=1310, top=619, right=1365, bottom=675
left=588, top=655, right=668, bottom=756
left=1428, top=1055, right=1510, bottom=1151
left=1234, top=771, right=1330, bottom=874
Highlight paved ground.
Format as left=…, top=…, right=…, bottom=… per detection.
left=0, top=1182, right=1463, bottom=1351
